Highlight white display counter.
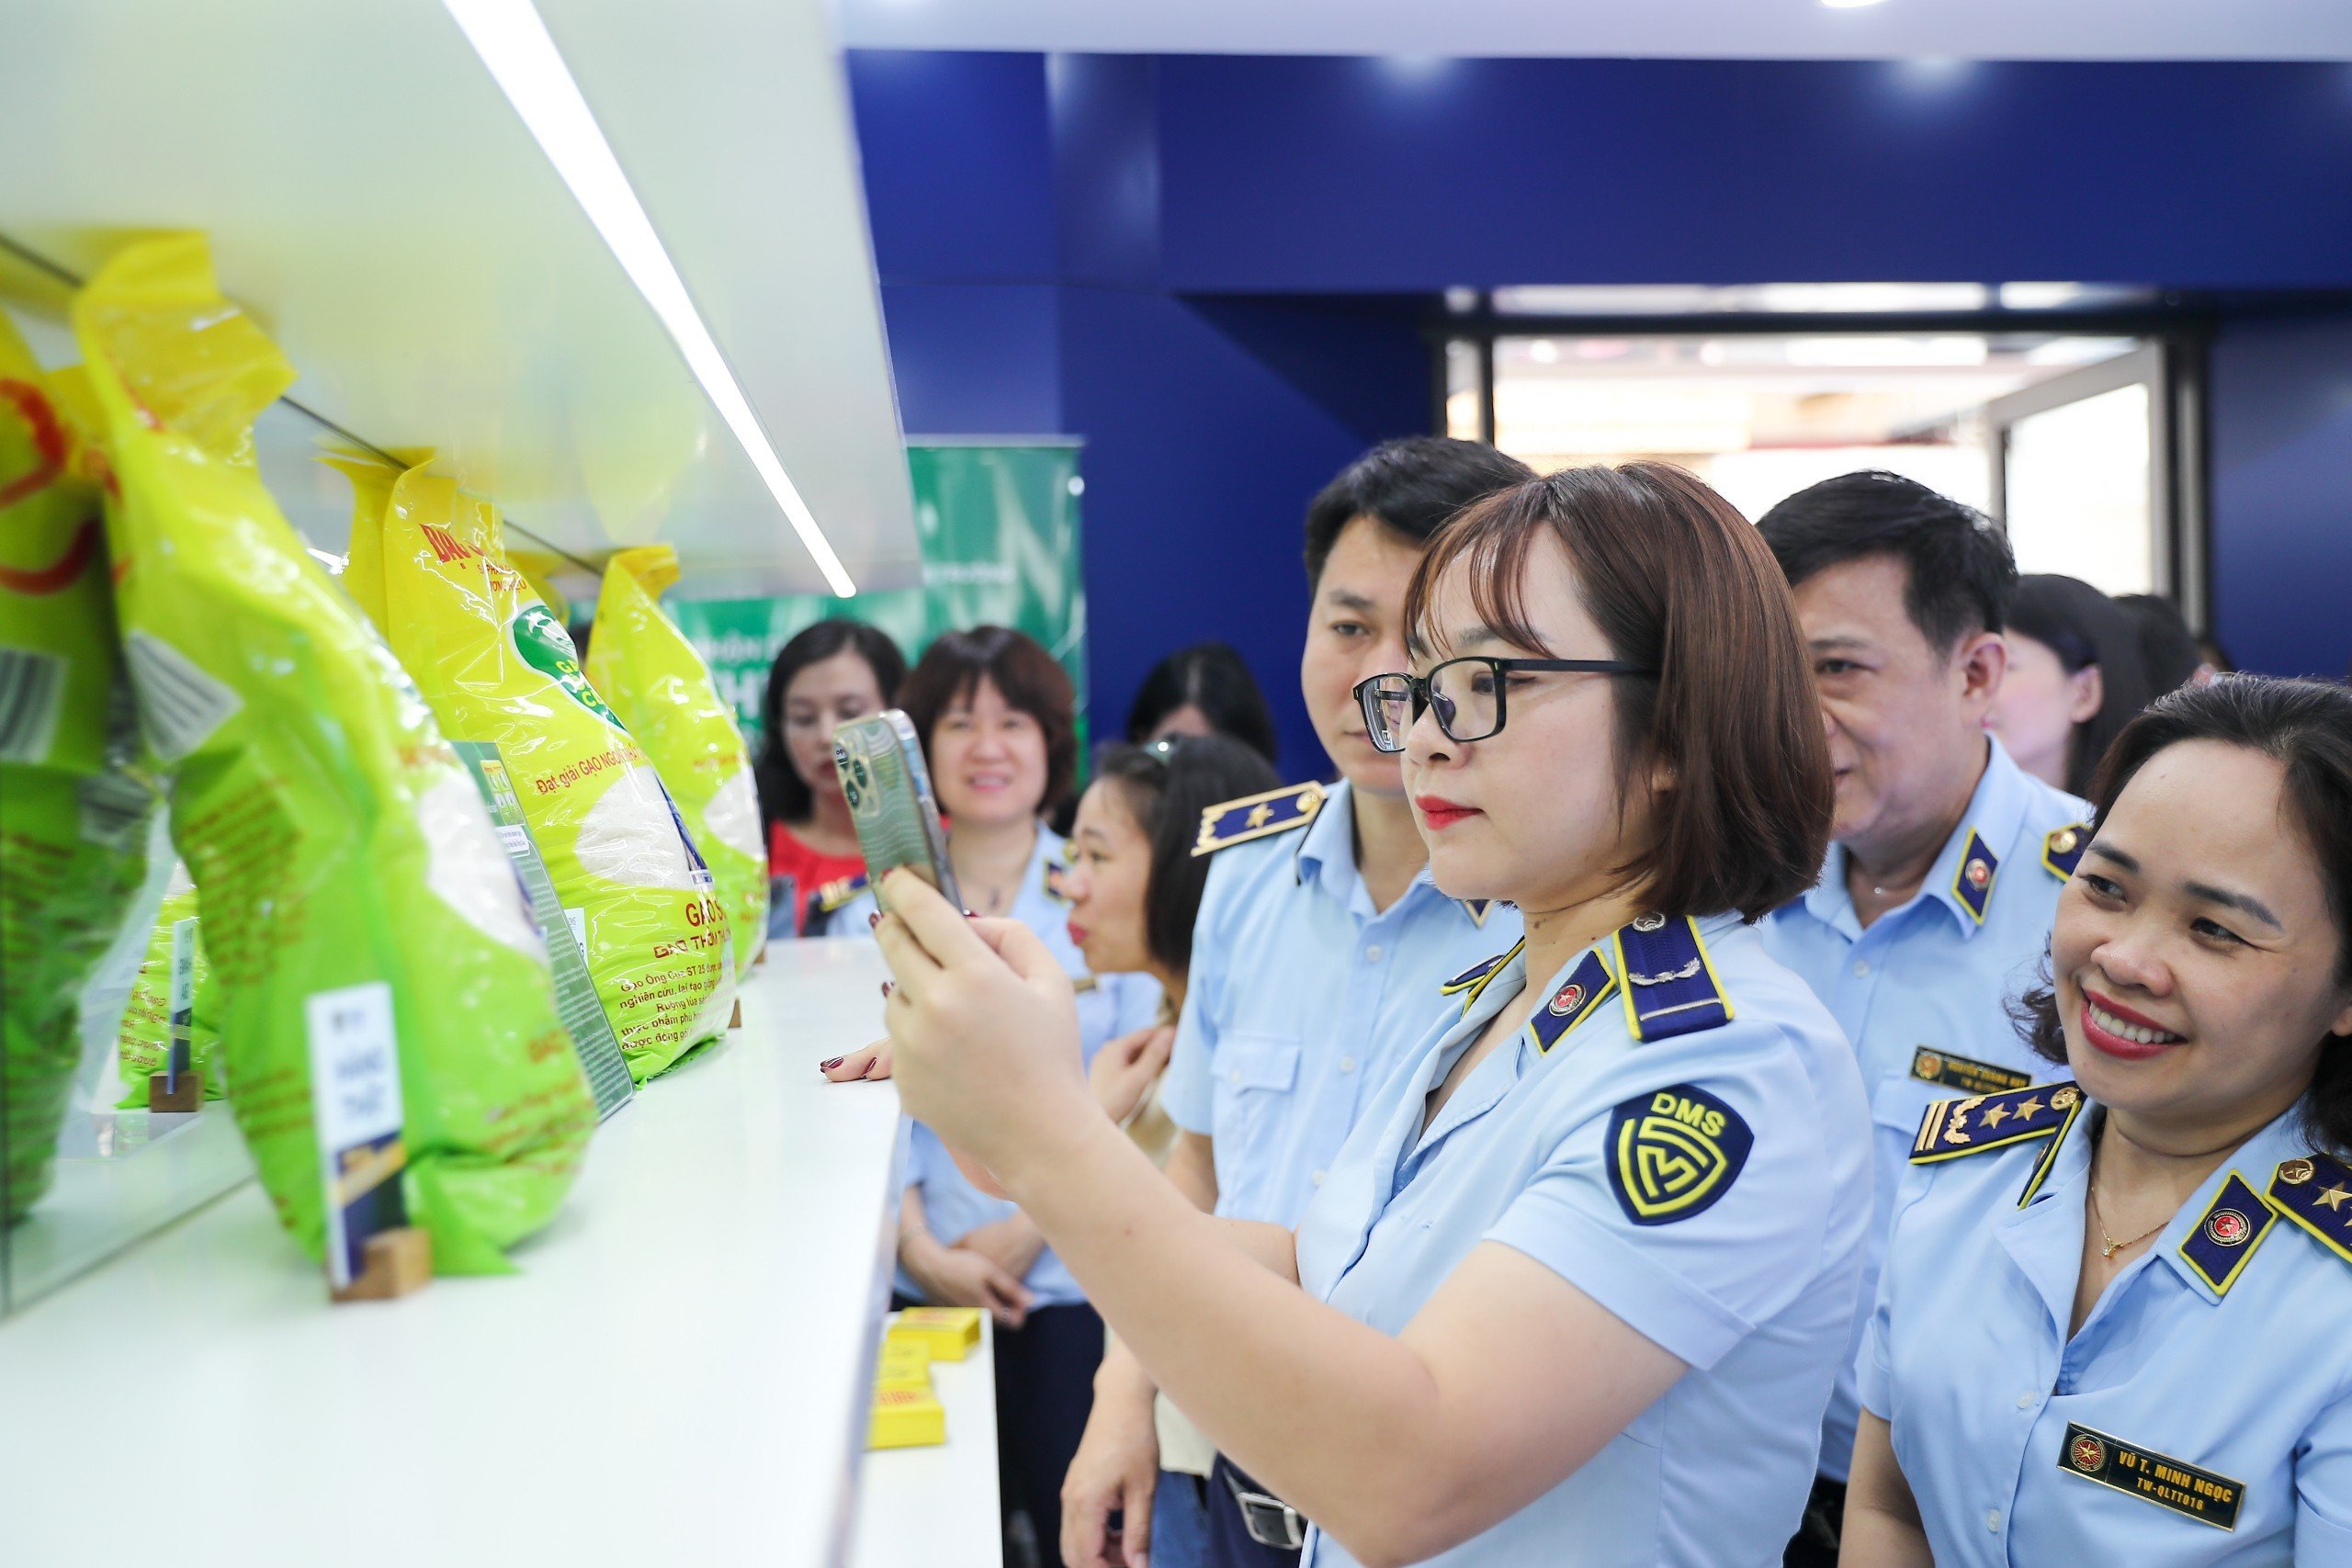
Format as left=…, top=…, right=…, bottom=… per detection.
left=854, top=1313, right=1006, bottom=1568
left=0, top=938, right=965, bottom=1568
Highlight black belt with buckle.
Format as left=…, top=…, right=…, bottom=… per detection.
left=1218, top=1458, right=1306, bottom=1551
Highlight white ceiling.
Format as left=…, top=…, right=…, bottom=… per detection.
left=3, top=0, right=921, bottom=599
left=830, top=0, right=2352, bottom=62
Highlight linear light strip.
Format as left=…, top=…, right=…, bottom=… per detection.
left=443, top=0, right=859, bottom=597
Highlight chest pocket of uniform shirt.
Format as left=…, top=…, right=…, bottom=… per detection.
left=1211, top=1034, right=1302, bottom=1208
left=1871, top=1073, right=1948, bottom=1138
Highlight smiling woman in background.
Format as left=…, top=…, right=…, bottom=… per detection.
left=866, top=465, right=1876, bottom=1567
left=1846, top=677, right=2352, bottom=1565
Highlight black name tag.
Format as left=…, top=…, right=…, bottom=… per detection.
left=2058, top=1423, right=2244, bottom=1530
left=1910, top=1046, right=2030, bottom=1097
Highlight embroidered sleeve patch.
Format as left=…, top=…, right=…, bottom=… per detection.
left=2057, top=1423, right=2244, bottom=1530
left=1606, top=1084, right=1754, bottom=1225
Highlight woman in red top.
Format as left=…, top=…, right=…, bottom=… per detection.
left=756, top=619, right=908, bottom=934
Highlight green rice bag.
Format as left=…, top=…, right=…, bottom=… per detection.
left=0, top=310, right=154, bottom=1225
left=339, top=459, right=727, bottom=1080
left=75, top=234, right=595, bottom=1272
left=585, top=545, right=767, bottom=978
left=113, top=861, right=225, bottom=1106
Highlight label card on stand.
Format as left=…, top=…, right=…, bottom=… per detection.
left=305, top=981, right=407, bottom=1291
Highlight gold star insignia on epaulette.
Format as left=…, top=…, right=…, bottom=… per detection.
left=1192, top=782, right=1326, bottom=857
left=1910, top=1080, right=2080, bottom=1176
left=2268, top=1153, right=2352, bottom=1266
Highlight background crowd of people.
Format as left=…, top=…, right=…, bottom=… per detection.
left=750, top=442, right=2344, bottom=1568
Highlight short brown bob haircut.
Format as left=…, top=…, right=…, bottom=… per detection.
left=899, top=626, right=1080, bottom=818
left=1402, top=463, right=1832, bottom=922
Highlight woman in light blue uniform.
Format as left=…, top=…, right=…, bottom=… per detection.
left=868, top=466, right=1876, bottom=1567
left=1847, top=677, right=2352, bottom=1565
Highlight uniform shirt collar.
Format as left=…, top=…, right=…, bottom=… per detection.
left=2013, top=1096, right=2315, bottom=1308
left=2153, top=1102, right=2315, bottom=1305
left=1295, top=778, right=1478, bottom=922
left=1792, top=737, right=2035, bottom=941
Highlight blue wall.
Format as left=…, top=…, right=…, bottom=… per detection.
left=848, top=51, right=2352, bottom=772
left=2210, top=310, right=2352, bottom=682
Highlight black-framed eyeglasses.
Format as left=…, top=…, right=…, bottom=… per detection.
left=1352, top=656, right=1654, bottom=753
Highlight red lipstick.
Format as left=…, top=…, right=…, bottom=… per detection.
left=1414, top=795, right=1480, bottom=830
left=2079, top=986, right=2185, bottom=1063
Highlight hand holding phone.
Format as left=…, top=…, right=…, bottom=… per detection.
left=832, top=710, right=962, bottom=915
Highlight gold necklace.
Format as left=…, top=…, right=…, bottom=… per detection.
left=2088, top=1170, right=2171, bottom=1260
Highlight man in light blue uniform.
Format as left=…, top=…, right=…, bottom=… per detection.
left=1753, top=471, right=2090, bottom=1557
left=1863, top=1082, right=2352, bottom=1562
left=1295, top=913, right=1872, bottom=1565
left=1167, top=776, right=1516, bottom=1224
left=1061, top=438, right=1529, bottom=1568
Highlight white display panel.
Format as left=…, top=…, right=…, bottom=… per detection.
left=0, top=0, right=918, bottom=598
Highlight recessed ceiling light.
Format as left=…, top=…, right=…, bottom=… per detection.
left=442, top=0, right=858, bottom=596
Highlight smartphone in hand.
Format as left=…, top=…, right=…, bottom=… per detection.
left=832, top=709, right=962, bottom=915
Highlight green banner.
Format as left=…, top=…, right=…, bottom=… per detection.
left=669, top=443, right=1088, bottom=749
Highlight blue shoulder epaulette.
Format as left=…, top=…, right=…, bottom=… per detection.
left=2042, top=822, right=2092, bottom=881
left=1912, top=1081, right=2082, bottom=1175
left=1611, top=914, right=1733, bottom=1043
left=1440, top=938, right=1523, bottom=1014
left=2268, top=1152, right=2352, bottom=1269
left=810, top=874, right=868, bottom=915
left=1193, top=781, right=1326, bottom=857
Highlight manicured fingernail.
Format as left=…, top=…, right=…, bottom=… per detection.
left=820, top=1056, right=843, bottom=1071
left=962, top=908, right=977, bottom=919
left=880, top=981, right=894, bottom=998
left=866, top=912, right=880, bottom=929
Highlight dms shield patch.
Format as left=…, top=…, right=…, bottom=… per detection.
left=1605, top=1084, right=1755, bottom=1225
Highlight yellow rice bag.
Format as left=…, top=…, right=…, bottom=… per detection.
left=340, top=460, right=727, bottom=1079
left=585, top=545, right=768, bottom=977
left=76, top=235, right=594, bottom=1271
left=0, top=310, right=154, bottom=1224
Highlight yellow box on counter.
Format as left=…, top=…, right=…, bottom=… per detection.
left=887, top=1306, right=982, bottom=1361
left=875, top=1345, right=933, bottom=1393
left=868, top=1385, right=946, bottom=1450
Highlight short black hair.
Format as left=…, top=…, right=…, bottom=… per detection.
left=1756, top=470, right=2017, bottom=654
left=2115, top=592, right=2205, bottom=694
left=1124, top=642, right=1280, bottom=766
left=2015, top=676, right=2352, bottom=1156
left=1091, top=735, right=1281, bottom=976
left=756, top=618, right=908, bottom=829
left=1303, top=437, right=1533, bottom=589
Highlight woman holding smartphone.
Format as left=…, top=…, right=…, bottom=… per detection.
left=834, top=626, right=1160, bottom=1562
left=868, top=467, right=1876, bottom=1566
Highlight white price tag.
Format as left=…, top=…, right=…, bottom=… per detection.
left=306, top=981, right=403, bottom=1287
